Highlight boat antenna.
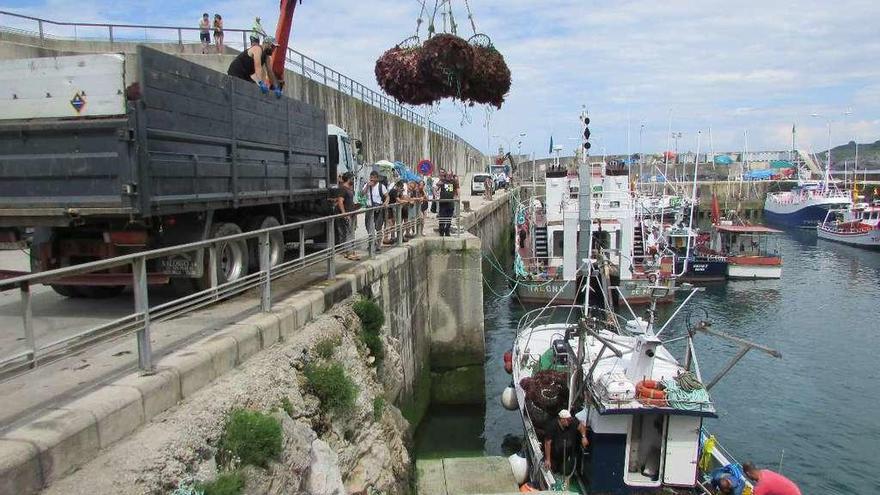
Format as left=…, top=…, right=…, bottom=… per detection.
left=676, top=130, right=702, bottom=277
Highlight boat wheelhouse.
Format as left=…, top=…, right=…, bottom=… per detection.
left=709, top=223, right=783, bottom=279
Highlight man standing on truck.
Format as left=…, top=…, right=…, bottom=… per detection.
left=251, top=16, right=266, bottom=44
left=226, top=37, right=283, bottom=97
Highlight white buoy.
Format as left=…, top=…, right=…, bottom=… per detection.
left=501, top=386, right=518, bottom=410
left=508, top=452, right=529, bottom=485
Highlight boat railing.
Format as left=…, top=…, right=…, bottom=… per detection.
left=517, top=305, right=584, bottom=333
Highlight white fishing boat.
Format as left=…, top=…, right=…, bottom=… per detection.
left=503, top=139, right=783, bottom=493
left=504, top=281, right=781, bottom=493
left=817, top=201, right=880, bottom=250
left=514, top=163, right=675, bottom=305
left=764, top=180, right=851, bottom=229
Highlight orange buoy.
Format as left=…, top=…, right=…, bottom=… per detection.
left=636, top=380, right=667, bottom=400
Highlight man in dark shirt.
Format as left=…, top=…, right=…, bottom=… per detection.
left=437, top=171, right=457, bottom=237
left=332, top=173, right=357, bottom=259
left=543, top=409, right=589, bottom=475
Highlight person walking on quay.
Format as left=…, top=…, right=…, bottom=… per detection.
left=362, top=171, right=388, bottom=252
left=417, top=181, right=429, bottom=236
left=199, top=13, right=211, bottom=54
left=332, top=172, right=360, bottom=260
left=743, top=463, right=801, bottom=495
left=437, top=171, right=457, bottom=237
left=213, top=14, right=224, bottom=53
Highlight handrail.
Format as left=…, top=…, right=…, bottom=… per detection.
left=0, top=10, right=469, bottom=147
left=0, top=198, right=465, bottom=381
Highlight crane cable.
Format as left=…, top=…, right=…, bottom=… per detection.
left=415, top=0, right=427, bottom=39
left=463, top=0, right=478, bottom=35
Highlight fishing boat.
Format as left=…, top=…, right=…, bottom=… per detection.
left=504, top=278, right=781, bottom=493
left=665, top=225, right=728, bottom=282
left=503, top=139, right=783, bottom=493
left=708, top=222, right=783, bottom=279
left=816, top=200, right=880, bottom=250
left=763, top=180, right=851, bottom=228
left=513, top=163, right=675, bottom=305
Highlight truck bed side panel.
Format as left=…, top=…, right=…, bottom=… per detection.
left=138, top=47, right=328, bottom=215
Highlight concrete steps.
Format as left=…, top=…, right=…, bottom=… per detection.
left=416, top=457, right=518, bottom=495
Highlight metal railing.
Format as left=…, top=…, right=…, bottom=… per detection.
left=0, top=199, right=462, bottom=381
left=0, top=10, right=465, bottom=145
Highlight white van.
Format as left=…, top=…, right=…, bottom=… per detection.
left=471, top=173, right=494, bottom=195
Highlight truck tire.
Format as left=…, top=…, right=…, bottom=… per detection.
left=50, top=284, right=86, bottom=298
left=246, top=216, right=284, bottom=271
left=211, top=222, right=249, bottom=285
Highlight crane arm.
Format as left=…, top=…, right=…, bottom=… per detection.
left=271, top=0, right=302, bottom=84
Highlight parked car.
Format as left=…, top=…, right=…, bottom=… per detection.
left=471, top=173, right=494, bottom=196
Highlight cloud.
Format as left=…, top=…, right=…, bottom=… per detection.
left=3, top=0, right=879, bottom=155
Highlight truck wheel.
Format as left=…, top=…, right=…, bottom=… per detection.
left=50, top=285, right=86, bottom=298
left=211, top=222, right=249, bottom=284
left=246, top=216, right=284, bottom=271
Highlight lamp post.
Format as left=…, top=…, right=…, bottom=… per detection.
left=638, top=123, right=646, bottom=185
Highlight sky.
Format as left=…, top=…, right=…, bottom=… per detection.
left=4, top=0, right=880, bottom=158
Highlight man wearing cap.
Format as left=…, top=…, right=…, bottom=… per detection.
left=226, top=36, right=283, bottom=97
left=543, top=409, right=589, bottom=474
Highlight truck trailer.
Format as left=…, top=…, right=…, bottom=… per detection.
left=0, top=46, right=361, bottom=297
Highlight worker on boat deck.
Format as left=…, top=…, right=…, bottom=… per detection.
left=542, top=409, right=589, bottom=474
left=710, top=468, right=744, bottom=495
left=743, top=463, right=801, bottom=495
left=226, top=37, right=282, bottom=97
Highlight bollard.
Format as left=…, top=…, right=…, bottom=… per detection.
left=260, top=232, right=271, bottom=312
left=132, top=257, right=154, bottom=374
left=20, top=282, right=35, bottom=368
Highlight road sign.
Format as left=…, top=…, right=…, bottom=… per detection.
left=418, top=159, right=434, bottom=176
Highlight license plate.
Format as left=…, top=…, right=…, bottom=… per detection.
left=158, top=253, right=202, bottom=277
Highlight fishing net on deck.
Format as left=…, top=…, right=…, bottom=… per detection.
left=520, top=370, right=569, bottom=414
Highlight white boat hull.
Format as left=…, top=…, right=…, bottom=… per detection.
left=817, top=228, right=880, bottom=249
left=727, top=263, right=782, bottom=279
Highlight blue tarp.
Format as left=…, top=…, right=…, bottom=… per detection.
left=770, top=160, right=793, bottom=169
left=714, top=155, right=734, bottom=165
left=743, top=169, right=774, bottom=180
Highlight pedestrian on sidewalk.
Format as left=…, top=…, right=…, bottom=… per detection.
left=417, top=181, right=429, bottom=236
left=362, top=171, right=388, bottom=252
left=199, top=13, right=211, bottom=54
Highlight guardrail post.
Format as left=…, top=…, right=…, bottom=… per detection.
left=456, top=199, right=462, bottom=237
left=242, top=31, right=247, bottom=51
left=395, top=204, right=403, bottom=246
left=132, top=257, right=154, bottom=374
left=323, top=66, right=327, bottom=84
left=299, top=227, right=305, bottom=261
left=108, top=25, right=114, bottom=45
left=327, top=219, right=336, bottom=279
left=260, top=232, right=271, bottom=312
left=367, top=209, right=375, bottom=258
left=21, top=282, right=35, bottom=368
left=178, top=28, right=183, bottom=49
left=208, top=244, right=219, bottom=300
left=38, top=20, right=44, bottom=40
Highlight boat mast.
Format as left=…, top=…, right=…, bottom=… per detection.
left=678, top=131, right=702, bottom=276
left=578, top=106, right=593, bottom=310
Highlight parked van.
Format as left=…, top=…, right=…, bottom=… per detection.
left=472, top=173, right=494, bottom=196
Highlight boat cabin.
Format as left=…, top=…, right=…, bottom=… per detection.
left=709, top=223, right=781, bottom=258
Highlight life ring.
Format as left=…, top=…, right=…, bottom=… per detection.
left=520, top=483, right=539, bottom=492
left=636, top=380, right=667, bottom=400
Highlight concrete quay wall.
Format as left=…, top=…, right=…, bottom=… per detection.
left=0, top=192, right=513, bottom=495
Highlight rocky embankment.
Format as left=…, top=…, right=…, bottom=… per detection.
left=43, top=301, right=411, bottom=495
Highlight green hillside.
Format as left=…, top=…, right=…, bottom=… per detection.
left=817, top=140, right=880, bottom=168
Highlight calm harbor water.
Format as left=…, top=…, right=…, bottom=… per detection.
left=415, top=228, right=880, bottom=494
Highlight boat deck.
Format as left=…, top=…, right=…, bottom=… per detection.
left=416, top=457, right=521, bottom=495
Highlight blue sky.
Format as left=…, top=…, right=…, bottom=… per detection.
left=4, top=0, right=880, bottom=158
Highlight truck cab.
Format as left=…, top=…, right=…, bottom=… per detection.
left=327, top=124, right=365, bottom=191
